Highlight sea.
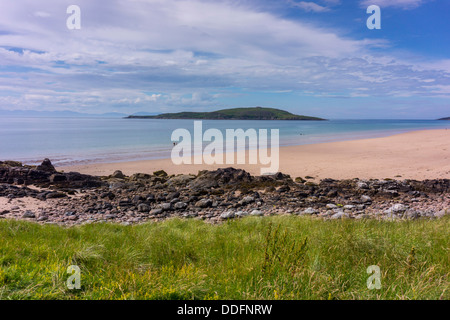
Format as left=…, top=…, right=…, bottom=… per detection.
left=0, top=117, right=448, bottom=166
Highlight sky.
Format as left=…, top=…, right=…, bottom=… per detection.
left=0, top=0, right=449, bottom=119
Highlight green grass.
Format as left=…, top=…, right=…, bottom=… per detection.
left=0, top=216, right=448, bottom=300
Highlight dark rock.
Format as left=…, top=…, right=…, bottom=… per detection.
left=277, top=185, right=290, bottom=193
left=132, top=195, right=146, bottom=204
left=63, top=172, right=104, bottom=188
left=36, top=158, right=56, bottom=173
left=188, top=196, right=198, bottom=203
left=189, top=168, right=253, bottom=190
left=153, top=170, right=168, bottom=177
left=150, top=208, right=163, bottom=215
left=22, top=210, right=35, bottom=218
left=174, top=202, right=188, bottom=210
left=119, top=199, right=133, bottom=207
left=103, top=202, right=113, bottom=210
left=111, top=170, right=125, bottom=179
left=156, top=194, right=166, bottom=202
left=159, top=203, right=172, bottom=211
left=3, top=160, right=22, bottom=167
left=50, top=174, right=67, bottom=183
left=130, top=173, right=151, bottom=181
left=273, top=172, right=291, bottom=180
left=326, top=190, right=338, bottom=197
left=195, top=198, right=213, bottom=208
left=137, top=203, right=150, bottom=212
left=13, top=178, right=25, bottom=185
left=166, top=192, right=180, bottom=201
left=46, top=192, right=67, bottom=199
left=100, top=191, right=115, bottom=200
left=167, top=174, right=195, bottom=186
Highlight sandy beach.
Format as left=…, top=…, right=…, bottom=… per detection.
left=2, top=128, right=449, bottom=226
left=58, top=129, right=450, bottom=181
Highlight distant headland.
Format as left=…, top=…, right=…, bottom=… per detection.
left=438, top=117, right=450, bottom=120
left=125, top=107, right=326, bottom=120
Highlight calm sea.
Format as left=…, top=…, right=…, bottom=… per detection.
left=0, top=117, right=448, bottom=166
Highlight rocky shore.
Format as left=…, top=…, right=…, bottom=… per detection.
left=0, top=159, right=449, bottom=226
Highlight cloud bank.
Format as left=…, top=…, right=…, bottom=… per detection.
left=0, top=0, right=448, bottom=117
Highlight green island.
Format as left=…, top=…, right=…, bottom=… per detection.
left=126, top=107, right=326, bottom=120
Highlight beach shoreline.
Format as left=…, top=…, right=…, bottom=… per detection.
left=58, top=128, right=450, bottom=181
left=2, top=134, right=449, bottom=225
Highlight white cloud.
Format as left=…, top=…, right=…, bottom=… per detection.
left=33, top=11, right=51, bottom=18
left=360, top=0, right=427, bottom=10
left=290, top=1, right=330, bottom=12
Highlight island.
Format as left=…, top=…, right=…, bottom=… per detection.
left=438, top=117, right=450, bottom=120
left=125, top=107, right=326, bottom=120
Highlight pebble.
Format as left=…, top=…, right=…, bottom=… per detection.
left=302, top=207, right=317, bottom=215
left=240, top=196, right=255, bottom=205
left=330, top=212, right=349, bottom=220
left=149, top=208, right=163, bottom=215
left=384, top=204, right=407, bottom=214
left=434, top=209, right=448, bottom=218
left=137, top=203, right=150, bottom=212
left=235, top=211, right=248, bottom=217
left=220, top=211, right=235, bottom=219
left=250, top=209, right=263, bottom=216
left=22, top=210, right=35, bottom=218
left=174, top=202, right=188, bottom=210
left=195, top=198, right=213, bottom=208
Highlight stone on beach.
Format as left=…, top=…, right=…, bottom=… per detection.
left=250, top=209, right=263, bottom=216
left=36, top=158, right=56, bottom=173
left=111, top=170, right=125, bottom=179
left=22, top=210, right=35, bottom=218
left=195, top=198, right=213, bottom=208
left=220, top=211, right=235, bottom=219
left=0, top=161, right=449, bottom=226
left=302, top=207, right=317, bottom=215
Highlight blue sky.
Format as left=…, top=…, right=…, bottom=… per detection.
left=0, top=0, right=449, bottom=119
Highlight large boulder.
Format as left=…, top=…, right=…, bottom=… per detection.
left=36, top=158, right=56, bottom=173
left=167, top=174, right=196, bottom=186
left=153, top=170, right=168, bottom=177
left=188, top=168, right=253, bottom=190
left=111, top=170, right=125, bottom=179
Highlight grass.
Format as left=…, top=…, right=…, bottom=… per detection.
left=0, top=216, right=448, bottom=300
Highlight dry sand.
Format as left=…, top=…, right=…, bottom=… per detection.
left=0, top=197, right=52, bottom=214
left=58, top=129, right=450, bottom=181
